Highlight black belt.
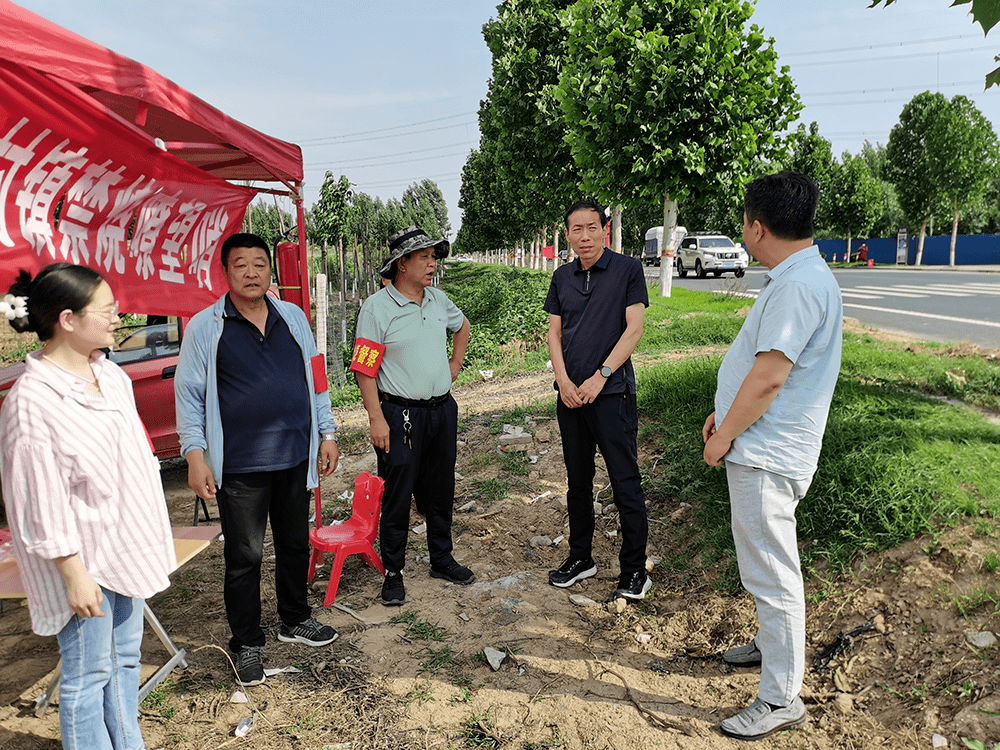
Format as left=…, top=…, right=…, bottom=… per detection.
left=379, top=391, right=450, bottom=408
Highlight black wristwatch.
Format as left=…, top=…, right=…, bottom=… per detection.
left=599, top=365, right=612, bottom=378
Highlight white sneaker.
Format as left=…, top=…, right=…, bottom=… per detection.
left=720, top=697, right=806, bottom=740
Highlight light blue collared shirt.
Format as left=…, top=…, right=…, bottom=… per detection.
left=715, top=245, right=843, bottom=481
left=175, top=295, right=337, bottom=490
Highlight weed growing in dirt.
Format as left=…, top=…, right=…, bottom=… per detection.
left=499, top=450, right=530, bottom=475
left=390, top=611, right=449, bottom=641
left=952, top=585, right=1000, bottom=619
left=472, top=478, right=508, bottom=502
left=405, top=679, right=435, bottom=706
left=962, top=739, right=1000, bottom=750
left=141, top=678, right=178, bottom=718
left=418, top=645, right=455, bottom=673
left=462, top=706, right=503, bottom=749
left=332, top=427, right=368, bottom=454
left=409, top=620, right=449, bottom=641
left=983, top=550, right=1000, bottom=573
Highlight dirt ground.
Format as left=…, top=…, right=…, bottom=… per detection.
left=1, top=324, right=999, bottom=749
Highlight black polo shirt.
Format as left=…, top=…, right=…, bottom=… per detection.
left=543, top=248, right=649, bottom=395
left=217, top=294, right=311, bottom=473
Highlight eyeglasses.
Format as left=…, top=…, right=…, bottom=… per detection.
left=80, top=300, right=120, bottom=323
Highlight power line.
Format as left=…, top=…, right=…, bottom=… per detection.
left=354, top=174, right=462, bottom=190
left=306, top=141, right=470, bottom=167
left=297, top=113, right=473, bottom=144
left=301, top=121, right=477, bottom=146
left=795, top=45, right=995, bottom=68
left=781, top=33, right=981, bottom=58
left=804, top=80, right=983, bottom=97
left=303, top=149, right=471, bottom=171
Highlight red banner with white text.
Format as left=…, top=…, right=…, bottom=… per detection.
left=0, top=60, right=253, bottom=317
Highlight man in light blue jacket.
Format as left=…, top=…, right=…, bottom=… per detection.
left=175, top=233, right=339, bottom=687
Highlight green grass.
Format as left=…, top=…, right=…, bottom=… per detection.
left=637, top=331, right=1000, bottom=574
left=471, top=478, right=508, bottom=502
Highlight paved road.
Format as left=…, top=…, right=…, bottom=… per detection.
left=645, top=266, right=1000, bottom=348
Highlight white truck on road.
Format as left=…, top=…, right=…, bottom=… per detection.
left=643, top=225, right=687, bottom=267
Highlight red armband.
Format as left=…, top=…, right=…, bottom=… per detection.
left=310, top=354, right=328, bottom=393
left=349, top=337, right=386, bottom=377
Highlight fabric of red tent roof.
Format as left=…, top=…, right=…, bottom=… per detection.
left=0, top=0, right=302, bottom=186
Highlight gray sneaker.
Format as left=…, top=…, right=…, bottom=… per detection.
left=722, top=640, right=762, bottom=667
left=720, top=696, right=806, bottom=740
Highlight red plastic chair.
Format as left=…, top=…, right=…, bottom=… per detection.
left=308, top=472, right=385, bottom=607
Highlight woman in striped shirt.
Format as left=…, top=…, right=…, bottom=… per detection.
left=0, top=263, right=176, bottom=750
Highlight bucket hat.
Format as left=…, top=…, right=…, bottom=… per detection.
left=380, top=226, right=450, bottom=277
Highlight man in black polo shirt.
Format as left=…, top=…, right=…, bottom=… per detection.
left=176, top=233, right=340, bottom=687
left=544, top=201, right=651, bottom=601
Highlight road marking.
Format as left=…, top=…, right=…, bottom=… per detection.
left=851, top=286, right=927, bottom=298
left=929, top=284, right=1000, bottom=295
left=839, top=291, right=884, bottom=300
left=882, top=285, right=973, bottom=297
left=843, top=302, right=1000, bottom=329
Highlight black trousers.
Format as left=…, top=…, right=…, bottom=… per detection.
left=376, top=396, right=458, bottom=574
left=557, top=391, right=648, bottom=575
left=216, top=460, right=311, bottom=652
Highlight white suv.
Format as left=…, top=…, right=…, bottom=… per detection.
left=676, top=233, right=748, bottom=278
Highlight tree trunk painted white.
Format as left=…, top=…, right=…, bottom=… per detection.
left=658, top=192, right=678, bottom=297
left=611, top=205, right=623, bottom=253
left=846, top=230, right=852, bottom=263
left=916, top=206, right=929, bottom=266
left=553, top=225, right=560, bottom=270
left=949, top=194, right=958, bottom=267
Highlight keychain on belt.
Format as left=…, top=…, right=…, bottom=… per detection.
left=402, top=408, right=412, bottom=448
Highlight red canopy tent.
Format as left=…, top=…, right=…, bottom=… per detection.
left=0, top=0, right=310, bottom=317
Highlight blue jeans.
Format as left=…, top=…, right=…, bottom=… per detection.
left=56, top=588, right=146, bottom=750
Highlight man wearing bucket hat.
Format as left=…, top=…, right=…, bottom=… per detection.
left=351, top=225, right=473, bottom=606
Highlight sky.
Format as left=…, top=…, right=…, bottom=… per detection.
left=11, top=0, right=1000, bottom=238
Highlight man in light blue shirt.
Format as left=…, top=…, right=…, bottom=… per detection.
left=702, top=172, right=842, bottom=741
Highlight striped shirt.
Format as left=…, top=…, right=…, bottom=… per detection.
left=0, top=350, right=176, bottom=636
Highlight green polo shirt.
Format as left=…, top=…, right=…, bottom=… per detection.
left=355, top=283, right=466, bottom=400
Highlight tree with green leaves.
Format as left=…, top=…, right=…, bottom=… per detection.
left=885, top=91, right=949, bottom=264
left=456, top=147, right=520, bottom=256
left=870, top=0, right=1000, bottom=87
left=859, top=140, right=907, bottom=239
left=244, top=199, right=293, bottom=250
left=314, top=173, right=354, bottom=250
left=824, top=152, right=883, bottom=260
left=402, top=179, right=451, bottom=240
left=478, top=0, right=582, bottom=241
left=933, top=95, right=999, bottom=265
left=553, top=0, right=800, bottom=296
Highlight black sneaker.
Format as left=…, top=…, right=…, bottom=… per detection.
left=548, top=557, right=598, bottom=588
left=430, top=560, right=476, bottom=585
left=381, top=571, right=406, bottom=606
left=612, top=571, right=652, bottom=601
left=233, top=645, right=265, bottom=687
left=278, top=616, right=338, bottom=646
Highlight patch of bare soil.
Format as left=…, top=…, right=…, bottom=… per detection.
left=1, top=334, right=999, bottom=750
